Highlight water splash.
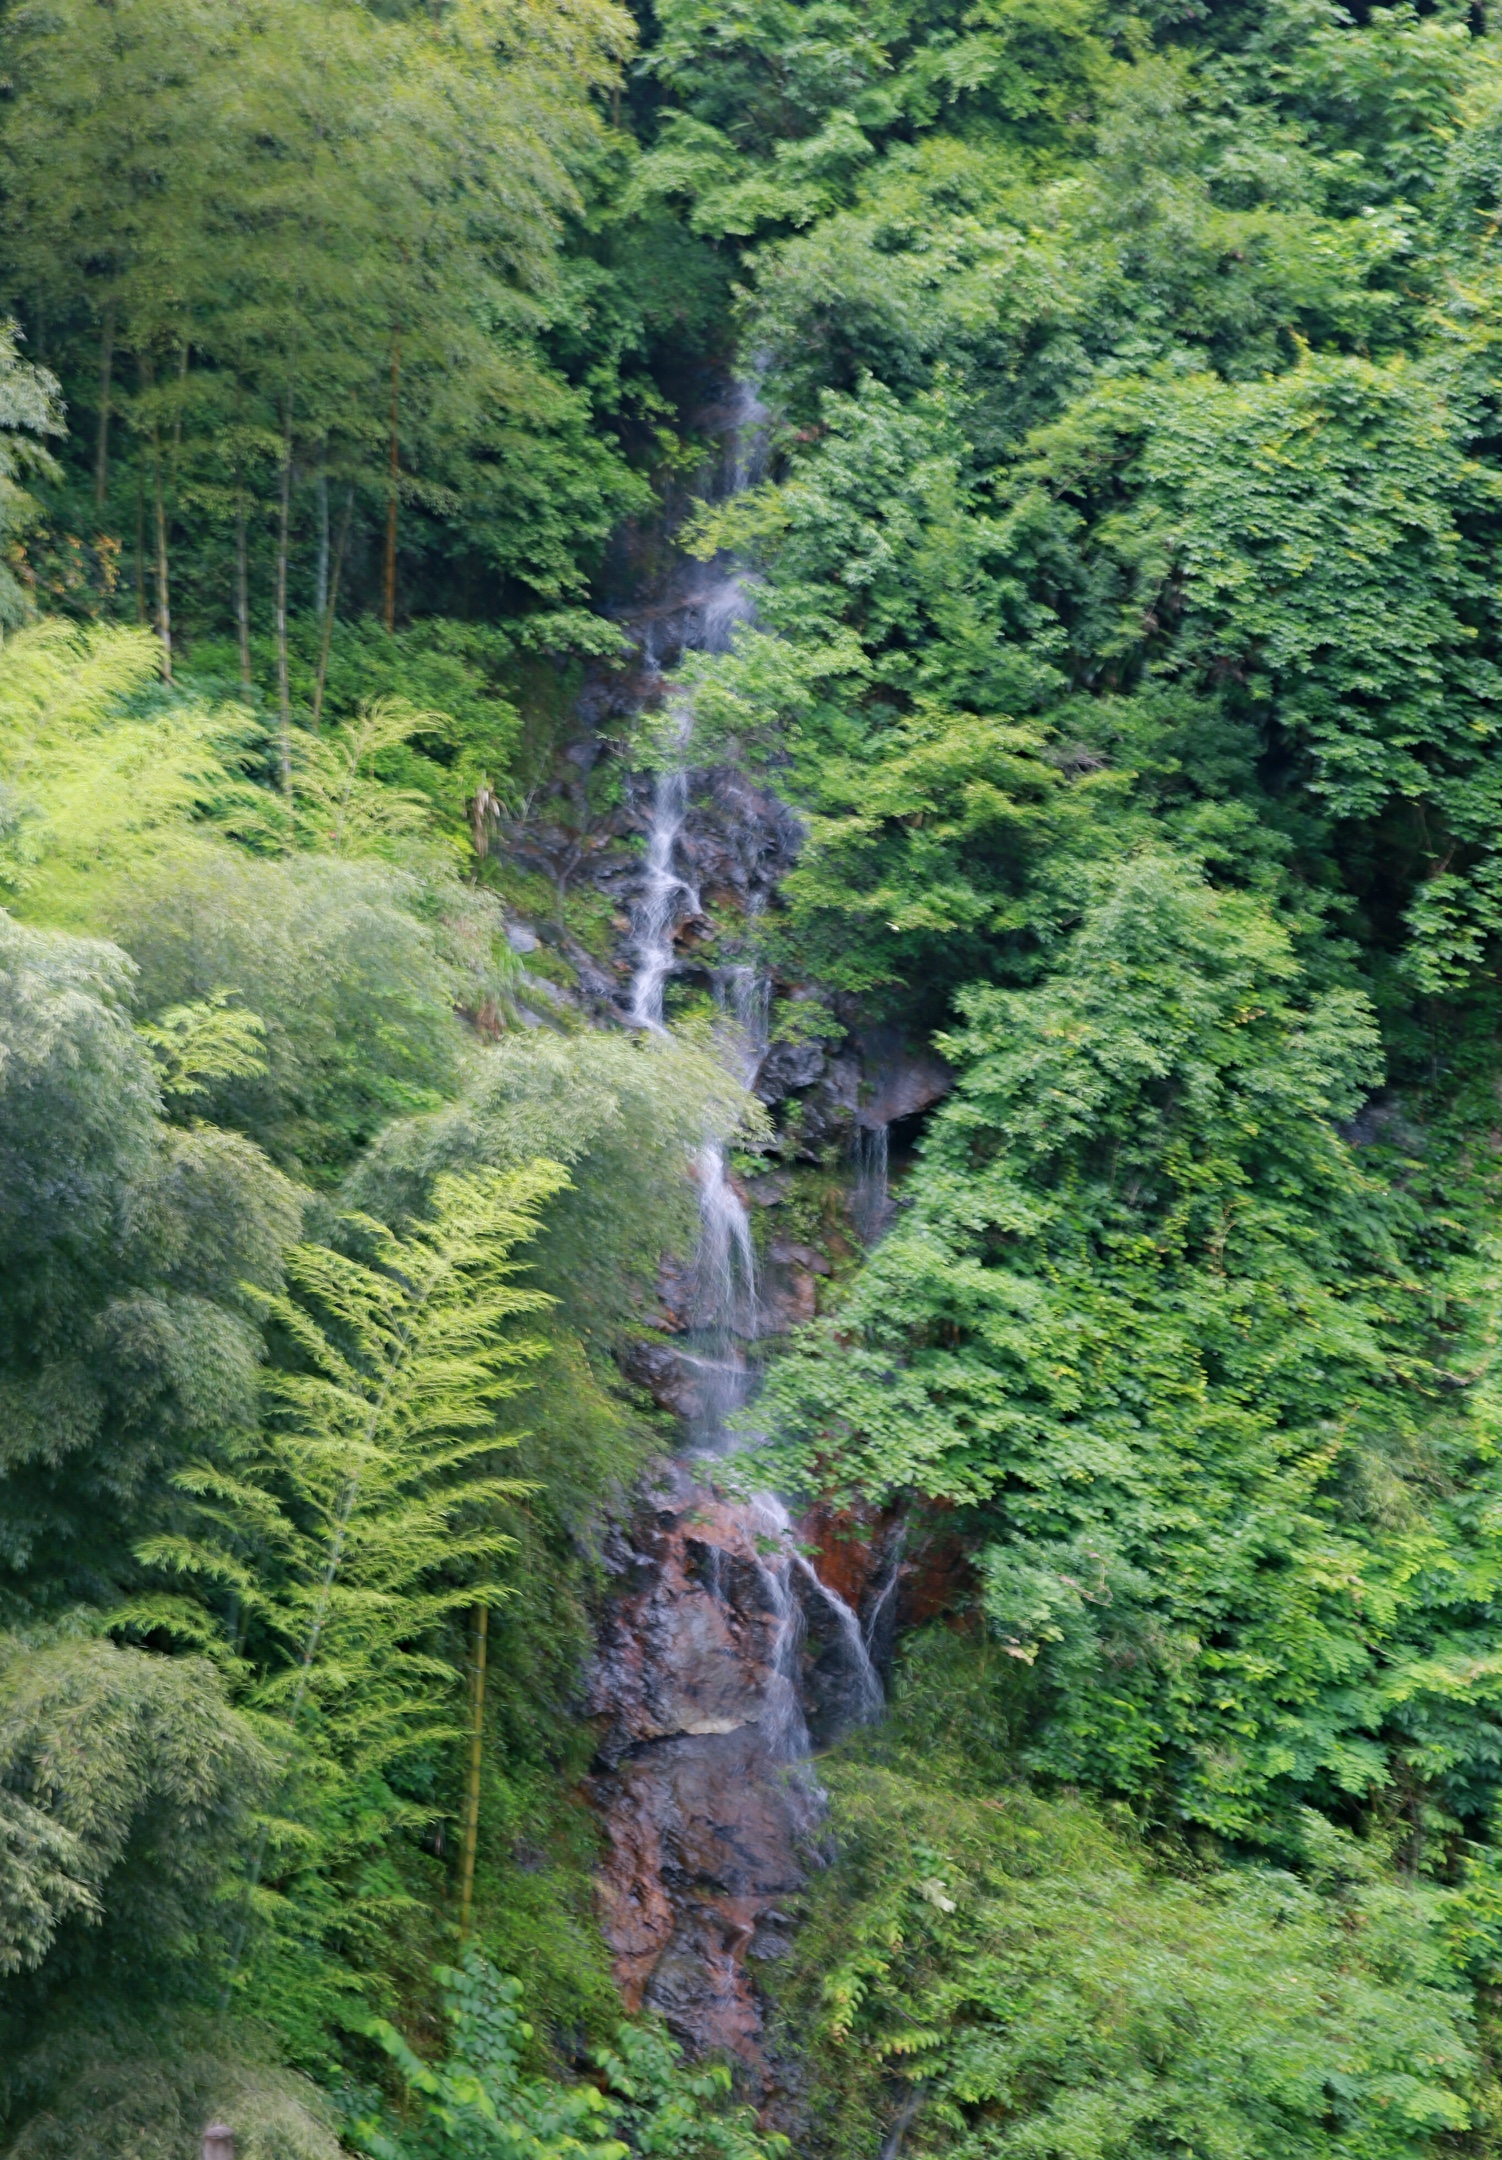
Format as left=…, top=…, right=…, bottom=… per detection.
left=793, top=1552, right=885, bottom=1729
left=863, top=1523, right=906, bottom=1668
left=742, top=1494, right=814, bottom=1763
left=715, top=960, right=771, bottom=1079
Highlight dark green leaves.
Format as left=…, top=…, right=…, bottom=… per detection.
left=761, top=854, right=1502, bottom=1843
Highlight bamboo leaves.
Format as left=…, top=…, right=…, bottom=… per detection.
left=145, top=1163, right=567, bottom=1780
left=291, top=698, right=448, bottom=859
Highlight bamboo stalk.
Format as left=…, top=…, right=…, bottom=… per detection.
left=315, top=460, right=329, bottom=619
left=94, top=298, right=114, bottom=509
left=234, top=469, right=251, bottom=689
left=458, top=1600, right=488, bottom=1942
left=274, top=391, right=294, bottom=802
left=134, top=478, right=146, bottom=624
left=150, top=433, right=172, bottom=682
left=382, top=330, right=401, bottom=633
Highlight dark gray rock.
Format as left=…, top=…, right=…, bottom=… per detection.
left=753, top=1039, right=826, bottom=1103
left=618, top=1339, right=697, bottom=1417
left=855, top=1024, right=953, bottom=1127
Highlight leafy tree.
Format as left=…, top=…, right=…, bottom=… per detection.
left=0, top=909, right=301, bottom=1620
left=679, top=379, right=1126, bottom=1014
left=0, top=1634, right=267, bottom=1986
left=16, top=0, right=1502, bottom=2151
left=762, top=851, right=1502, bottom=1847
left=775, top=1632, right=1478, bottom=2160
left=110, top=853, right=472, bottom=1180
left=631, top=0, right=1116, bottom=244
left=0, top=1635, right=337, bottom=2160
left=353, top=1950, right=784, bottom=2160
left=1011, top=349, right=1502, bottom=989
left=0, top=323, right=60, bottom=623
left=349, top=1029, right=767, bottom=1335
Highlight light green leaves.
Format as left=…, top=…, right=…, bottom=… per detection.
left=138, top=993, right=268, bottom=1103
left=787, top=1721, right=1477, bottom=2160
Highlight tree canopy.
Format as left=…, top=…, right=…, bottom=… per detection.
left=12, top=2, right=1502, bottom=2157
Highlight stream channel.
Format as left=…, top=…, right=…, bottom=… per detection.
left=582, top=376, right=894, bottom=2084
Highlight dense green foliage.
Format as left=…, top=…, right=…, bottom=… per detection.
left=353, top=1952, right=780, bottom=2160
left=773, top=1632, right=1483, bottom=2158
left=663, top=0, right=1502, bottom=2148
left=0, top=552, right=764, bottom=2143
left=13, top=0, right=1502, bottom=2156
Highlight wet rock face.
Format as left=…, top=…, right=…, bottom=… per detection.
left=753, top=1038, right=825, bottom=1101
left=591, top=1486, right=795, bottom=1752
left=592, top=1726, right=809, bottom=2059
left=615, top=1338, right=697, bottom=1419
left=585, top=1459, right=900, bottom=2076
left=589, top=763, right=800, bottom=1008
left=795, top=1500, right=906, bottom=1739
left=758, top=1236, right=830, bottom=1333
left=587, top=1484, right=964, bottom=2069
left=588, top=1470, right=821, bottom=2069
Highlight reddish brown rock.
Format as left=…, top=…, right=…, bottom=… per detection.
left=795, top=1496, right=895, bottom=1613
left=898, top=1520, right=975, bottom=1628
left=592, top=1726, right=812, bottom=2055
left=594, top=1779, right=675, bottom=2006
left=587, top=1465, right=870, bottom=2074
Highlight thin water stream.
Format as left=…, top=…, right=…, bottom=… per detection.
left=587, top=378, right=887, bottom=2078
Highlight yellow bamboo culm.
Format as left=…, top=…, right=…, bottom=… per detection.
left=458, top=1601, right=488, bottom=1943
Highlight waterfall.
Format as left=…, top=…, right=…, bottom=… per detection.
left=589, top=372, right=887, bottom=2076
left=793, top=1552, right=885, bottom=1727
left=852, top=1119, right=891, bottom=1245
left=627, top=753, right=694, bottom=1032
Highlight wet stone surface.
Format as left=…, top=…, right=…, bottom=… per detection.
left=587, top=1469, right=826, bottom=2069
left=584, top=1460, right=905, bottom=2082
left=579, top=370, right=905, bottom=2096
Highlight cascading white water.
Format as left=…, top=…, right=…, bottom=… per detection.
left=622, top=371, right=884, bottom=1701
left=691, top=1141, right=758, bottom=1342
left=590, top=373, right=885, bottom=2077
left=742, top=1492, right=814, bottom=1762
left=624, top=710, right=883, bottom=1730
left=793, top=1553, right=885, bottom=1726
left=862, top=1521, right=905, bottom=1662
left=628, top=756, right=695, bottom=1032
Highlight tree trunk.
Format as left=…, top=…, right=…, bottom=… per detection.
left=134, top=479, right=146, bottom=624
left=458, top=1600, right=488, bottom=1943
left=94, top=300, right=115, bottom=509
left=312, top=484, right=354, bottom=733
left=151, top=449, right=172, bottom=681
left=315, top=461, right=329, bottom=618
left=382, top=331, right=400, bottom=633
left=145, top=359, right=173, bottom=682
left=234, top=471, right=251, bottom=689
left=274, top=392, right=294, bottom=802
left=170, top=341, right=189, bottom=477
